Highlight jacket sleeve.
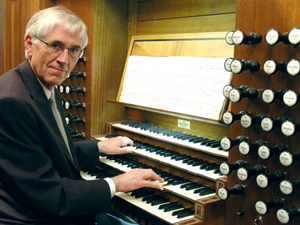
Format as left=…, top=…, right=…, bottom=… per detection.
left=0, top=97, right=111, bottom=216
left=73, top=139, right=102, bottom=168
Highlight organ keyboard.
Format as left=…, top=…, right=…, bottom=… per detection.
left=108, top=121, right=228, bottom=158
left=90, top=119, right=228, bottom=225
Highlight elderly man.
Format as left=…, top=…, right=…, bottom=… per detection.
left=0, top=6, right=163, bottom=225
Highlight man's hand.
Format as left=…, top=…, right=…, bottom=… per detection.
left=111, top=169, right=165, bottom=192
left=97, top=136, right=134, bottom=155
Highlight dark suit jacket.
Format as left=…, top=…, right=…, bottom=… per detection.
left=0, top=60, right=111, bottom=224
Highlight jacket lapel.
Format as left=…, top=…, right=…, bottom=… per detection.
left=18, top=60, right=80, bottom=170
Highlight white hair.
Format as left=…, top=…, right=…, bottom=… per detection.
left=24, top=6, right=88, bottom=58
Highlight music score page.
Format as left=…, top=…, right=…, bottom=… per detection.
left=119, top=56, right=231, bottom=120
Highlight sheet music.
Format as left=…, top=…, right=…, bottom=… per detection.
left=119, top=56, right=231, bottom=120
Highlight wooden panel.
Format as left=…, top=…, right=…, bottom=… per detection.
left=136, top=14, right=236, bottom=35
left=130, top=0, right=236, bottom=37
left=90, top=0, right=128, bottom=135
left=129, top=33, right=234, bottom=57
left=224, top=1, right=300, bottom=225
left=137, top=0, right=236, bottom=21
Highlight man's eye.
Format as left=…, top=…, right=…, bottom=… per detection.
left=70, top=48, right=80, bottom=53
left=49, top=43, right=61, bottom=50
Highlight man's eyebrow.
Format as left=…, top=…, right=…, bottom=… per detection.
left=50, top=40, right=82, bottom=48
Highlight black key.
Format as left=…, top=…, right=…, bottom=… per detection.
left=210, top=141, right=221, bottom=147
left=189, top=137, right=206, bottom=143
left=159, top=202, right=177, bottom=210
left=180, top=182, right=192, bottom=189
left=172, top=179, right=190, bottom=185
left=173, top=133, right=191, bottom=140
left=205, top=164, right=219, bottom=171
left=199, top=138, right=210, bottom=145
left=173, top=209, right=194, bottom=218
left=181, top=134, right=197, bottom=140
left=203, top=140, right=216, bottom=145
left=214, top=168, right=221, bottom=174
left=163, top=203, right=183, bottom=212
left=142, top=195, right=157, bottom=202
left=184, top=159, right=198, bottom=165
left=193, top=187, right=205, bottom=193
left=199, top=162, right=211, bottom=169
left=151, top=198, right=169, bottom=206
left=191, top=160, right=207, bottom=166
left=161, top=130, right=176, bottom=136
left=131, top=189, right=153, bottom=198
left=194, top=187, right=215, bottom=196
left=185, top=183, right=204, bottom=191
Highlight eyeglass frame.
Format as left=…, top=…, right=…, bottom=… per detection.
left=34, top=36, right=86, bottom=58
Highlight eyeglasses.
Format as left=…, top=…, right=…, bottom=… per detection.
left=34, top=37, right=85, bottom=58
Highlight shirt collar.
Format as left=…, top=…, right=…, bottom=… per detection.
left=35, top=76, right=55, bottom=100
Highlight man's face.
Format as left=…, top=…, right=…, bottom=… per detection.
left=25, top=24, right=82, bottom=90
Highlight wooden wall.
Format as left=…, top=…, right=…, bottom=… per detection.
left=128, top=0, right=236, bottom=37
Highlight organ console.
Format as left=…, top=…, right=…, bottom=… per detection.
left=83, top=32, right=234, bottom=224
left=85, top=1, right=300, bottom=222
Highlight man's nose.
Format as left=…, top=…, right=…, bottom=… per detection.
left=57, top=48, right=69, bottom=64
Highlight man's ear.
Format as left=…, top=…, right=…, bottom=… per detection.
left=24, top=35, right=33, bottom=57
